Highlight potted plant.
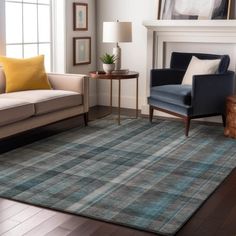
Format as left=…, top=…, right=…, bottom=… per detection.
left=100, top=53, right=116, bottom=74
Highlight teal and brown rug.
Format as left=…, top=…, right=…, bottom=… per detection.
left=0, top=117, right=236, bottom=235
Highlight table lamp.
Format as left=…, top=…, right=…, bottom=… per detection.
left=103, top=21, right=132, bottom=71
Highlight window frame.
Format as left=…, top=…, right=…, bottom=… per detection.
left=4, top=0, right=53, bottom=71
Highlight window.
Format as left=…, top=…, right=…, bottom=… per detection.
left=5, top=0, right=52, bottom=71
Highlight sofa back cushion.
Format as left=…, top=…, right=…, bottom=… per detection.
left=170, top=52, right=230, bottom=74
left=0, top=67, right=6, bottom=94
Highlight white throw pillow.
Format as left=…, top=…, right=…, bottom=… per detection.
left=182, top=56, right=221, bottom=85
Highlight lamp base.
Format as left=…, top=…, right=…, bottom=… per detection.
left=113, top=44, right=121, bottom=70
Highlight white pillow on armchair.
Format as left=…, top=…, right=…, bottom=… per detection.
left=182, top=56, right=221, bottom=85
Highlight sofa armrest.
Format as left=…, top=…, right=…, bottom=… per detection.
left=47, top=73, right=89, bottom=113
left=47, top=73, right=86, bottom=93
left=192, top=71, right=235, bottom=115
left=151, top=69, right=185, bottom=87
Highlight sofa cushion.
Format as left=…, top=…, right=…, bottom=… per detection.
left=150, top=85, right=192, bottom=106
left=0, top=99, right=35, bottom=126
left=0, top=90, right=83, bottom=115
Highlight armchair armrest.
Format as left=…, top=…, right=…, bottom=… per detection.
left=192, top=71, right=235, bottom=115
left=151, top=69, right=185, bottom=87
left=47, top=73, right=89, bottom=113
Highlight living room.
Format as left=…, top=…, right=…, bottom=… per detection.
left=0, top=0, right=236, bottom=235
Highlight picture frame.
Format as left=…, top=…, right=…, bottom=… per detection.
left=73, top=2, right=88, bottom=31
left=159, top=0, right=231, bottom=20
left=157, top=0, right=162, bottom=19
left=73, top=37, right=91, bottom=65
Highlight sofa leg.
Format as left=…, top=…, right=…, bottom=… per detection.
left=149, top=106, right=154, bottom=123
left=83, top=112, right=88, bottom=126
left=184, top=117, right=191, bottom=137
left=222, top=114, right=226, bottom=127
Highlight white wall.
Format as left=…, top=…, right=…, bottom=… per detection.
left=65, top=0, right=97, bottom=107
left=0, top=0, right=5, bottom=56
left=52, top=0, right=66, bottom=73
left=96, top=0, right=157, bottom=109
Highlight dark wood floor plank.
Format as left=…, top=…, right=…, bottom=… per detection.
left=90, top=222, right=122, bottom=236
left=205, top=189, right=236, bottom=221
left=111, top=226, right=143, bottom=236
left=24, top=212, right=72, bottom=236
left=10, top=205, right=42, bottom=223
left=0, top=203, right=29, bottom=223
left=67, top=220, right=101, bottom=236
left=45, top=226, right=71, bottom=236
left=59, top=216, right=87, bottom=231
left=176, top=218, right=203, bottom=236
left=215, top=204, right=236, bottom=236
left=189, top=218, right=222, bottom=236
left=0, top=199, right=17, bottom=211
left=2, top=209, right=56, bottom=236
left=0, top=219, right=21, bottom=235
left=91, top=221, right=156, bottom=236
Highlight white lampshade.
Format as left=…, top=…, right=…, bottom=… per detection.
left=103, top=22, right=132, bottom=43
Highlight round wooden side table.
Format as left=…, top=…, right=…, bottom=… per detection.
left=89, top=71, right=139, bottom=125
left=224, top=95, right=236, bottom=138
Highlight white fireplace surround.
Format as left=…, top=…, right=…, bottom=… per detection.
left=142, top=20, right=236, bottom=116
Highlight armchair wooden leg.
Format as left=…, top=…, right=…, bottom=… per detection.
left=184, top=117, right=191, bottom=137
left=83, top=112, right=88, bottom=126
left=149, top=106, right=154, bottom=123
left=222, top=114, right=226, bottom=127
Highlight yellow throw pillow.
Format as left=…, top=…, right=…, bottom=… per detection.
left=0, top=55, right=51, bottom=93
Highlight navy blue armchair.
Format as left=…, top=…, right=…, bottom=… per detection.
left=148, top=52, right=235, bottom=136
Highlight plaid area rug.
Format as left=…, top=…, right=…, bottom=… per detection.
left=0, top=117, right=236, bottom=235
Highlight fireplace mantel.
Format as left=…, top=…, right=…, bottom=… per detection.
left=142, top=20, right=236, bottom=115
left=143, top=20, right=236, bottom=32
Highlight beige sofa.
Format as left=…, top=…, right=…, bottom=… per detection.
left=0, top=68, right=89, bottom=139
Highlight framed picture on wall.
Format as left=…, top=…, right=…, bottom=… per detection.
left=73, top=2, right=88, bottom=31
left=73, top=37, right=91, bottom=65
left=159, top=0, right=231, bottom=20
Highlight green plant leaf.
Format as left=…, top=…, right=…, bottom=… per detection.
left=100, top=53, right=116, bottom=64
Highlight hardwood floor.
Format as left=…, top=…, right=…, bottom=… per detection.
left=0, top=106, right=236, bottom=236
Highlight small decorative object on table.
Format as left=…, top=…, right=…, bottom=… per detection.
left=100, top=53, right=116, bottom=74
left=224, top=95, right=236, bottom=138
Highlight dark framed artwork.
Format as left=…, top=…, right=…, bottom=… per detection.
left=73, top=3, right=88, bottom=31
left=73, top=37, right=91, bottom=65
left=159, top=0, right=231, bottom=20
